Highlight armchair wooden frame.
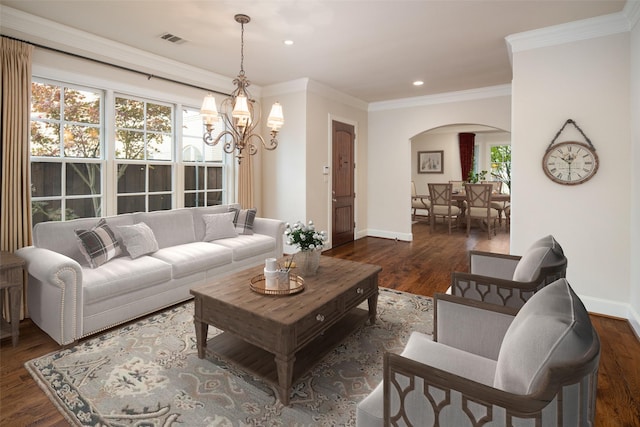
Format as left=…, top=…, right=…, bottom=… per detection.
left=382, top=294, right=600, bottom=427
left=451, top=250, right=568, bottom=309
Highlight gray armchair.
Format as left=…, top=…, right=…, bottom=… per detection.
left=356, top=278, right=600, bottom=426
left=451, top=235, right=567, bottom=308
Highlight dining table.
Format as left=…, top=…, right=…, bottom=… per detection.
left=414, top=192, right=511, bottom=229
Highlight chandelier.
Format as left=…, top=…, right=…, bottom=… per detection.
left=200, top=14, right=284, bottom=163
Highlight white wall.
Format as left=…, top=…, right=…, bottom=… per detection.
left=262, top=79, right=369, bottom=250
left=629, top=8, right=640, bottom=335
left=367, top=91, right=512, bottom=241
left=511, top=32, right=632, bottom=318
left=260, top=86, right=307, bottom=227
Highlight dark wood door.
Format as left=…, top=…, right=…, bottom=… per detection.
left=332, top=121, right=355, bottom=247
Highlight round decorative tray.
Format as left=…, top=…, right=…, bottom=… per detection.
left=250, top=273, right=305, bottom=296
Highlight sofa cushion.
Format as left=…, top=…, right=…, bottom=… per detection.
left=82, top=256, right=173, bottom=304
left=116, top=222, right=159, bottom=259
left=203, top=212, right=238, bottom=241
left=230, top=207, right=257, bottom=235
left=151, top=242, right=233, bottom=279
left=135, top=209, right=196, bottom=249
left=211, top=234, right=277, bottom=261
left=494, top=278, right=594, bottom=394
left=512, top=235, right=565, bottom=282
left=74, top=218, right=122, bottom=268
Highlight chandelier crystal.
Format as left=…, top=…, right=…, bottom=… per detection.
left=201, top=14, right=284, bottom=163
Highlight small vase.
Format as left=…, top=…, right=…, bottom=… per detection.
left=298, top=248, right=321, bottom=277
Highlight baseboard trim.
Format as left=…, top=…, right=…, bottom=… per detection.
left=363, top=228, right=412, bottom=242
left=581, top=295, right=640, bottom=339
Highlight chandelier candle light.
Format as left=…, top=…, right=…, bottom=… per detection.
left=200, top=14, right=284, bottom=163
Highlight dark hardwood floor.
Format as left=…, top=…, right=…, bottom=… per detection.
left=1, top=220, right=638, bottom=426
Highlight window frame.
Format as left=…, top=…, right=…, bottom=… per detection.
left=30, top=78, right=106, bottom=222
left=29, top=77, right=230, bottom=224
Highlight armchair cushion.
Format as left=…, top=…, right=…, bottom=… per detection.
left=355, top=331, right=497, bottom=426
left=494, top=278, right=594, bottom=394
left=512, top=235, right=564, bottom=282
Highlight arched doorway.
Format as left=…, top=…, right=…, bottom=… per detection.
left=410, top=123, right=511, bottom=224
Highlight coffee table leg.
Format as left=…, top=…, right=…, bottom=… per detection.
left=194, top=318, right=208, bottom=359
left=274, top=353, right=295, bottom=405
left=368, top=291, right=378, bottom=325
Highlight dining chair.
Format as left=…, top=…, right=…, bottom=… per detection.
left=464, top=183, right=499, bottom=239
left=482, top=180, right=508, bottom=227
left=411, top=181, right=430, bottom=221
left=428, top=183, right=461, bottom=234
left=448, top=180, right=465, bottom=194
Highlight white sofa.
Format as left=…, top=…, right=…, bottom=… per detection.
left=17, top=204, right=284, bottom=345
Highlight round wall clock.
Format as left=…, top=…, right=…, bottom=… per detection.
left=542, top=141, right=599, bottom=185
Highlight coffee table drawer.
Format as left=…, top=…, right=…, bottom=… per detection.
left=296, top=299, right=341, bottom=344
left=343, top=278, right=376, bottom=309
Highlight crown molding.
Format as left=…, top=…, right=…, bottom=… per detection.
left=368, top=84, right=511, bottom=112
left=262, top=78, right=368, bottom=111
left=262, top=78, right=309, bottom=98
left=626, top=0, right=640, bottom=30
left=307, top=80, right=369, bottom=111
left=506, top=8, right=633, bottom=58
left=0, top=5, right=234, bottom=94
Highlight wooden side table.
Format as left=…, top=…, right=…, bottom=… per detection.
left=0, top=251, right=25, bottom=347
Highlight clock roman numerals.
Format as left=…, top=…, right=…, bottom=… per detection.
left=542, top=141, right=599, bottom=185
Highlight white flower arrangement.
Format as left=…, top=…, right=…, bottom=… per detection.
left=284, top=220, right=327, bottom=251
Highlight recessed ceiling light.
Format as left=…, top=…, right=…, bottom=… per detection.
left=284, top=40, right=294, bottom=46
left=413, top=80, right=424, bottom=86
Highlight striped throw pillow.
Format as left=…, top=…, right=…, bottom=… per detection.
left=75, top=218, right=121, bottom=268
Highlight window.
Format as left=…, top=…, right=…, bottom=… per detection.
left=30, top=81, right=103, bottom=224
left=114, top=95, right=174, bottom=214
left=182, top=108, right=225, bottom=207
left=490, top=145, right=511, bottom=193
left=29, top=79, right=228, bottom=224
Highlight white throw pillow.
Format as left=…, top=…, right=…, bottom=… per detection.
left=203, top=212, right=238, bottom=241
left=117, top=222, right=159, bottom=259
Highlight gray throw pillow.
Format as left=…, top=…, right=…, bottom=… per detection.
left=203, top=212, right=238, bottom=241
left=117, top=222, right=159, bottom=259
left=75, top=218, right=122, bottom=268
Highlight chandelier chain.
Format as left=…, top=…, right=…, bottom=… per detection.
left=239, top=20, right=245, bottom=76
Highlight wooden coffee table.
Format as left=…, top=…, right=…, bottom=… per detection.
left=190, top=255, right=381, bottom=405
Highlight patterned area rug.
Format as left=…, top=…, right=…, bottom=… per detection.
left=26, top=288, right=433, bottom=426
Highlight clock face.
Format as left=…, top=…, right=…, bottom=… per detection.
left=542, top=141, right=599, bottom=185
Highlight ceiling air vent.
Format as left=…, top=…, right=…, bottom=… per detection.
left=160, top=33, right=186, bottom=45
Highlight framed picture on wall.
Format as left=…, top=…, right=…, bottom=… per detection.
left=418, top=150, right=444, bottom=174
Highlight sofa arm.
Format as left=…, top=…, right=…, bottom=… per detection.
left=434, top=293, right=516, bottom=360
left=253, top=217, right=285, bottom=255
left=469, top=250, right=520, bottom=279
left=16, top=246, right=83, bottom=345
